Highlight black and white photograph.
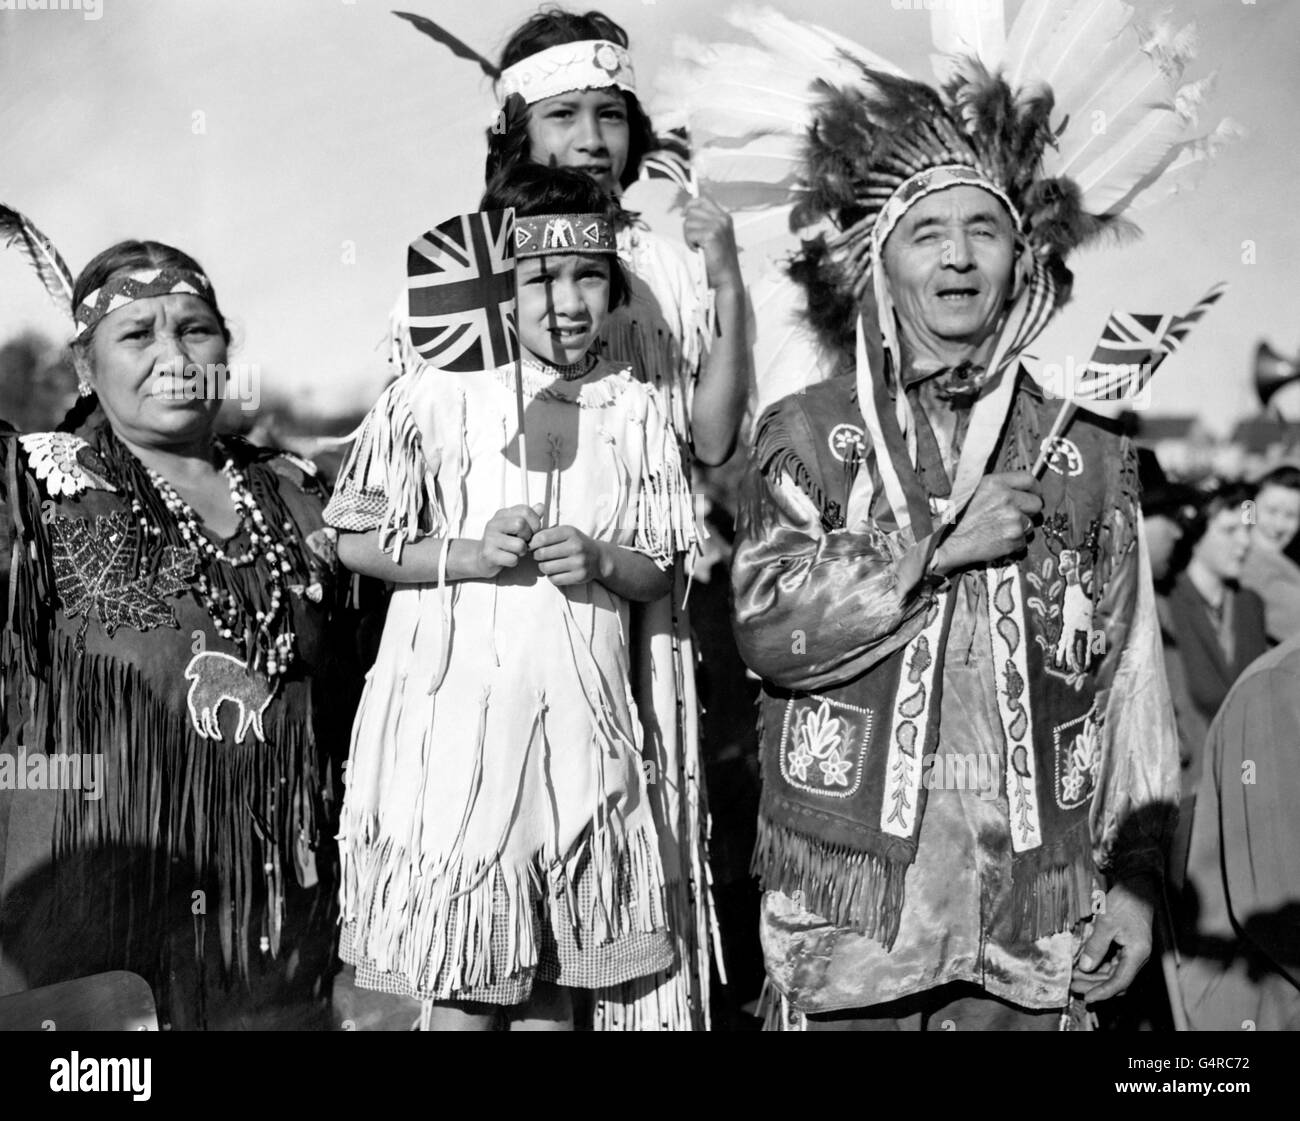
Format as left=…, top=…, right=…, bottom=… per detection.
left=0, top=0, right=1295, bottom=1080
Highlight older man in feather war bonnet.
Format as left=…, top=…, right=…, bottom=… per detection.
left=672, top=3, right=1209, bottom=1029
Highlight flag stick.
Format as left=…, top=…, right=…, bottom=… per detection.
left=513, top=350, right=531, bottom=508
left=1031, top=398, right=1077, bottom=478
left=512, top=269, right=531, bottom=509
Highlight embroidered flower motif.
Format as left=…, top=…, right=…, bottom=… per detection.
left=828, top=423, right=865, bottom=464
left=792, top=700, right=852, bottom=788
left=783, top=695, right=873, bottom=796
left=800, top=699, right=842, bottom=753
left=1061, top=767, right=1086, bottom=804
left=50, top=513, right=196, bottom=643
left=819, top=749, right=852, bottom=788
left=593, top=42, right=622, bottom=77
left=1059, top=712, right=1102, bottom=807
left=788, top=741, right=815, bottom=782
left=19, top=432, right=116, bottom=497
left=1042, top=436, right=1084, bottom=477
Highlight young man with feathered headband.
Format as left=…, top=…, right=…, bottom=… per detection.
left=663, top=2, right=1225, bottom=1028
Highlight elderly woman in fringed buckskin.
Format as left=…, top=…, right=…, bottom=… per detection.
left=0, top=236, right=360, bottom=1029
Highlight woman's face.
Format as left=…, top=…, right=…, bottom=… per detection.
left=1193, top=504, right=1253, bottom=584
left=526, top=88, right=629, bottom=195
left=515, top=252, right=611, bottom=367
left=1253, top=483, right=1300, bottom=550
left=79, top=293, right=227, bottom=448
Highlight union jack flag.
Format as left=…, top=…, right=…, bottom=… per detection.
left=1073, top=283, right=1227, bottom=402
left=407, top=209, right=518, bottom=372
left=638, top=126, right=694, bottom=193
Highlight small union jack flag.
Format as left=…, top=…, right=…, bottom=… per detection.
left=407, top=209, right=518, bottom=372
left=1073, top=283, right=1227, bottom=402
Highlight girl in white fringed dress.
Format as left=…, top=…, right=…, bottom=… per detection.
left=324, top=165, right=696, bottom=1029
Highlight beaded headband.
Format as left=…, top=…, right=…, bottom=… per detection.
left=871, top=165, right=1023, bottom=258
left=513, top=214, right=616, bottom=258
left=499, top=40, right=636, bottom=107
left=75, top=267, right=215, bottom=339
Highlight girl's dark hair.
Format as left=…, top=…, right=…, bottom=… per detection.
left=61, top=240, right=229, bottom=431
left=484, top=7, right=656, bottom=191
left=483, top=163, right=631, bottom=309
left=1182, top=480, right=1257, bottom=553
left=1256, top=464, right=1300, bottom=495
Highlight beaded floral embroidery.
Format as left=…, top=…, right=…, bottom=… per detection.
left=19, top=433, right=117, bottom=498
left=50, top=512, right=197, bottom=643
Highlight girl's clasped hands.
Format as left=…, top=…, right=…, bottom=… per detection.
left=477, top=502, right=607, bottom=587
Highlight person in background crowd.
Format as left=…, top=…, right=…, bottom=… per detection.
left=1241, top=465, right=1300, bottom=643
left=1175, top=631, right=1300, bottom=1030
left=1137, top=450, right=1200, bottom=898
left=1162, top=482, right=1268, bottom=805
left=0, top=240, right=354, bottom=1028
left=1138, top=449, right=1197, bottom=589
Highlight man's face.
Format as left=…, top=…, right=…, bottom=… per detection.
left=881, top=185, right=1017, bottom=358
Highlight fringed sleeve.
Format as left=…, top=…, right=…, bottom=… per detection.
left=1092, top=509, right=1181, bottom=884
left=730, top=401, right=938, bottom=692
left=606, top=226, right=707, bottom=454
left=0, top=435, right=53, bottom=751
left=633, top=390, right=699, bottom=570
left=323, top=376, right=445, bottom=561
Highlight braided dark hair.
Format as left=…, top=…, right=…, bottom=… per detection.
left=484, top=7, right=656, bottom=192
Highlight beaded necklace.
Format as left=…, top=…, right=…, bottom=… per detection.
left=122, top=436, right=299, bottom=680
left=522, top=351, right=596, bottom=381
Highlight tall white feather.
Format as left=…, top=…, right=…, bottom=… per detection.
left=1016, top=0, right=1134, bottom=92
left=1006, top=0, right=1224, bottom=219
left=930, top=0, right=1007, bottom=80
left=1126, top=117, right=1246, bottom=211
left=1073, top=74, right=1215, bottom=215
left=749, top=266, right=835, bottom=414
left=1003, top=0, right=1071, bottom=91
left=728, top=5, right=906, bottom=82
left=658, top=5, right=911, bottom=408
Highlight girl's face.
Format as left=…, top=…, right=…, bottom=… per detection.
left=80, top=292, right=227, bottom=448
left=1253, top=483, right=1300, bottom=550
left=526, top=88, right=629, bottom=194
left=515, top=253, right=611, bottom=367
left=1193, top=504, right=1253, bottom=584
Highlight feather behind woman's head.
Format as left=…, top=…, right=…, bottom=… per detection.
left=0, top=203, right=75, bottom=320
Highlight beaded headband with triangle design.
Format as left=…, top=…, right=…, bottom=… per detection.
left=75, top=267, right=215, bottom=340
left=513, top=214, right=616, bottom=258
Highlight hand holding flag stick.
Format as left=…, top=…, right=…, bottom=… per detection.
left=1030, top=283, right=1228, bottom=478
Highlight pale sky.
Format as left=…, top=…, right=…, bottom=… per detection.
left=1, top=0, right=1296, bottom=432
